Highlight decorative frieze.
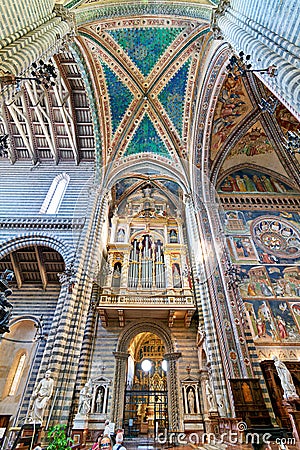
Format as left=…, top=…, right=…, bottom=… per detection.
left=0, top=217, right=85, bottom=229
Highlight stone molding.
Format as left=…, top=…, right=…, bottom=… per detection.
left=0, top=217, right=85, bottom=229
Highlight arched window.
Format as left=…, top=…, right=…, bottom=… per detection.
left=8, top=352, right=26, bottom=396
left=39, top=173, right=70, bottom=214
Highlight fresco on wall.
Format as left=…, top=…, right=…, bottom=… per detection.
left=275, top=103, right=300, bottom=134
left=252, top=217, right=300, bottom=260
left=238, top=265, right=300, bottom=299
left=244, top=299, right=300, bottom=343
left=291, top=303, right=300, bottom=329
left=219, top=169, right=294, bottom=194
left=228, top=124, right=274, bottom=159
left=211, top=75, right=251, bottom=158
left=227, top=236, right=259, bottom=262
left=225, top=210, right=300, bottom=345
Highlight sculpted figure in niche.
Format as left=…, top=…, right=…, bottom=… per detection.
left=188, top=388, right=195, bottom=414
left=117, top=228, right=125, bottom=242
left=273, top=356, right=299, bottom=399
left=31, top=370, right=54, bottom=423
left=78, top=381, right=93, bottom=415
left=96, top=386, right=104, bottom=413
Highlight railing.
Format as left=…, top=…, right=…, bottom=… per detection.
left=98, top=294, right=195, bottom=307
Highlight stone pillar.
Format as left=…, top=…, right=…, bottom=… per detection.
left=164, top=352, right=182, bottom=431
left=111, top=351, right=129, bottom=428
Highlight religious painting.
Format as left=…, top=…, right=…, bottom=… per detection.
left=172, top=263, right=182, bottom=288
left=244, top=300, right=300, bottom=343
left=225, top=210, right=300, bottom=265
left=224, top=211, right=247, bottom=232
left=115, top=178, right=140, bottom=200
left=169, top=229, right=178, bottom=243
left=228, top=123, right=274, bottom=159
left=291, top=303, right=300, bottom=329
left=237, top=265, right=300, bottom=299
left=275, top=103, right=300, bottom=134
left=244, top=300, right=277, bottom=343
left=239, top=266, right=274, bottom=298
left=268, top=300, right=300, bottom=342
left=251, top=216, right=300, bottom=260
left=211, top=75, right=251, bottom=158
left=218, top=169, right=294, bottom=194
left=228, top=236, right=259, bottom=262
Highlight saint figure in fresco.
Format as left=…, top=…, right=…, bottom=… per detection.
left=253, top=175, right=265, bottom=192
left=243, top=175, right=256, bottom=192
left=277, top=316, right=288, bottom=339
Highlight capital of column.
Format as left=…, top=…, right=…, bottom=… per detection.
left=164, top=352, right=182, bottom=362
left=113, top=351, right=130, bottom=361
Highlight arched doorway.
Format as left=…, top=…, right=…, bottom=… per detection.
left=124, top=332, right=168, bottom=438
left=111, top=320, right=181, bottom=433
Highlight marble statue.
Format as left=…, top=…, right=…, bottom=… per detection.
left=96, top=387, right=104, bottom=413
left=205, top=379, right=217, bottom=411
left=78, top=380, right=93, bottom=415
left=188, top=388, right=195, bottom=414
left=216, top=393, right=226, bottom=417
left=31, top=370, right=54, bottom=423
left=273, top=356, right=299, bottom=399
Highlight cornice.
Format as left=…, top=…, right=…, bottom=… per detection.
left=0, top=217, right=85, bottom=230
left=74, top=2, right=213, bottom=25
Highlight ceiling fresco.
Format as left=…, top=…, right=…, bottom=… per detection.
left=79, top=16, right=209, bottom=170
left=211, top=75, right=252, bottom=160
left=209, top=66, right=300, bottom=191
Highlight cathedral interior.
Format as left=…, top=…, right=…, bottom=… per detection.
left=0, top=0, right=300, bottom=448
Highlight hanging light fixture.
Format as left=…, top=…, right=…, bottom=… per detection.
left=258, top=96, right=279, bottom=114
left=283, top=130, right=300, bottom=154
left=0, top=134, right=9, bottom=157
left=0, top=59, right=57, bottom=90
left=226, top=51, right=278, bottom=80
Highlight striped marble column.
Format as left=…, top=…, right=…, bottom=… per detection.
left=185, top=197, right=232, bottom=416
left=217, top=1, right=300, bottom=117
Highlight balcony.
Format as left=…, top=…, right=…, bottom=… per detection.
left=97, top=293, right=196, bottom=328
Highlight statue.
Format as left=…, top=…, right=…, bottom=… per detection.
left=96, top=386, right=104, bottom=413
left=31, top=370, right=54, bottom=423
left=188, top=388, right=195, bottom=414
left=273, top=356, right=299, bottom=399
left=216, top=393, right=226, bottom=417
left=78, top=380, right=93, bottom=415
left=205, top=379, right=217, bottom=411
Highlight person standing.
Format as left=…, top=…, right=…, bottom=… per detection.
left=112, top=433, right=126, bottom=450
left=103, top=420, right=111, bottom=437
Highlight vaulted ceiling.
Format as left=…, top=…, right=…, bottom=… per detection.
left=0, top=0, right=299, bottom=196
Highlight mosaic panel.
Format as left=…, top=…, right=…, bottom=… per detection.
left=124, top=114, right=171, bottom=158
left=107, top=27, right=183, bottom=76
left=158, top=59, right=191, bottom=137
left=101, top=60, right=134, bottom=135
